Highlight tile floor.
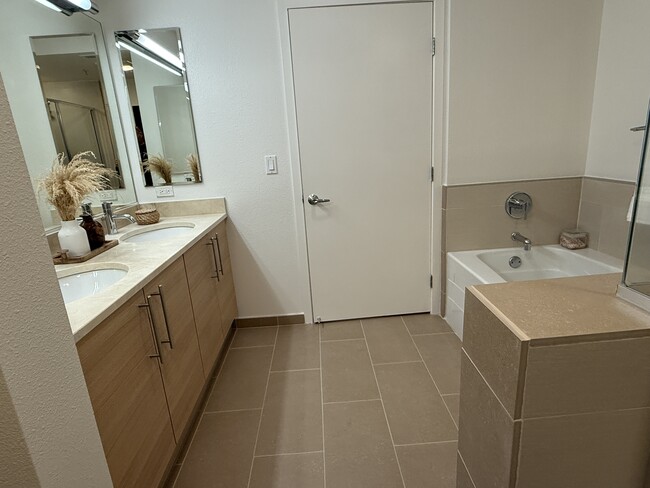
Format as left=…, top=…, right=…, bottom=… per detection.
left=167, top=314, right=462, bottom=488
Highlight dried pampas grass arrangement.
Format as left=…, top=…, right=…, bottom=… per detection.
left=146, top=155, right=173, bottom=184
left=186, top=153, right=201, bottom=182
left=39, top=152, right=116, bottom=221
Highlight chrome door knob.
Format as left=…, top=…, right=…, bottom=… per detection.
left=307, top=194, right=331, bottom=205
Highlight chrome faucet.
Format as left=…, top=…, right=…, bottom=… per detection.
left=102, top=201, right=136, bottom=234
left=511, top=232, right=532, bottom=251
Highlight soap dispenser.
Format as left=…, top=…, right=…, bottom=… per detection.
left=80, top=203, right=106, bottom=250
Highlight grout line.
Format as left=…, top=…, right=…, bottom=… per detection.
left=230, top=344, right=277, bottom=350
left=360, top=319, right=407, bottom=488
left=400, top=316, right=459, bottom=430
left=372, top=360, right=423, bottom=366
left=320, top=337, right=366, bottom=343
left=441, top=393, right=459, bottom=397
left=246, top=327, right=279, bottom=488
left=254, top=450, right=324, bottom=459
left=203, top=407, right=262, bottom=415
left=318, top=324, right=327, bottom=488
left=394, top=440, right=457, bottom=447
left=458, top=451, right=479, bottom=488
left=269, top=367, right=321, bottom=373
left=323, top=398, right=381, bottom=405
left=409, top=331, right=454, bottom=337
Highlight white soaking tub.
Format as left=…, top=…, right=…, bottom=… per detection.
left=445, top=245, right=622, bottom=339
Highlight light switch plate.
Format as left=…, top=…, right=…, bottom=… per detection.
left=265, top=155, right=278, bottom=175
left=155, top=186, right=174, bottom=198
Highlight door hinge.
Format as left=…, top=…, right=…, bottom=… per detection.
left=430, top=275, right=433, bottom=288
left=432, top=37, right=436, bottom=56
left=431, top=167, right=434, bottom=182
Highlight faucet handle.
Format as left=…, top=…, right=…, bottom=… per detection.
left=101, top=201, right=113, bottom=213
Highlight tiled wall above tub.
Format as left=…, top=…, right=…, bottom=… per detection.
left=577, top=177, right=636, bottom=260
left=442, top=177, right=582, bottom=253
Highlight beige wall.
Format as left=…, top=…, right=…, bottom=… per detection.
left=447, top=0, right=604, bottom=185
left=585, top=0, right=650, bottom=182
left=442, top=178, right=582, bottom=253
left=577, top=177, right=635, bottom=259
left=0, top=76, right=112, bottom=487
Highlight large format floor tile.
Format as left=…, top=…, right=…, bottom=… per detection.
left=174, top=410, right=260, bottom=488
left=320, top=320, right=365, bottom=341
left=321, top=339, right=379, bottom=403
left=169, top=316, right=462, bottom=487
left=402, top=314, right=452, bottom=335
left=272, top=325, right=320, bottom=371
left=249, top=453, right=324, bottom=488
left=231, top=327, right=278, bottom=348
left=256, top=370, right=323, bottom=455
left=375, top=362, right=457, bottom=444
left=443, top=394, right=460, bottom=426
left=362, top=316, right=420, bottom=364
left=205, top=346, right=273, bottom=412
left=396, top=442, right=458, bottom=488
left=324, top=400, right=404, bottom=488
left=414, top=333, right=462, bottom=394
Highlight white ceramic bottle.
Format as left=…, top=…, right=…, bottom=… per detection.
left=58, top=220, right=91, bottom=257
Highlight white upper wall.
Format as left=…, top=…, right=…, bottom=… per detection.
left=585, top=0, right=650, bottom=182
left=98, top=0, right=309, bottom=318
left=446, top=0, right=604, bottom=185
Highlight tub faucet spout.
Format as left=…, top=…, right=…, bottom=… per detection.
left=512, top=232, right=532, bottom=251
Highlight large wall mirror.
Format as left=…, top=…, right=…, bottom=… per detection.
left=115, top=28, right=203, bottom=186
left=0, top=0, right=137, bottom=232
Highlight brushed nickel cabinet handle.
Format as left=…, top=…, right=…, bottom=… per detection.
left=139, top=302, right=162, bottom=363
left=206, top=241, right=219, bottom=278
left=149, top=285, right=174, bottom=349
left=215, top=233, right=224, bottom=276
left=209, top=237, right=221, bottom=282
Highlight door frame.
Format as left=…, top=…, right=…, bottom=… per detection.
left=276, top=0, right=448, bottom=323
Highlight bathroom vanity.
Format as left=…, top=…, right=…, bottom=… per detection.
left=58, top=202, right=237, bottom=488
left=457, top=273, right=650, bottom=488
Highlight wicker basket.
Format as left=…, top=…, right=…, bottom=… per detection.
left=135, top=207, right=160, bottom=225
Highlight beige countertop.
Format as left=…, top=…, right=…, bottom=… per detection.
left=56, top=213, right=227, bottom=342
left=469, top=273, right=650, bottom=343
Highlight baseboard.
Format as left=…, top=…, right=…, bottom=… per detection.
left=235, top=314, right=305, bottom=327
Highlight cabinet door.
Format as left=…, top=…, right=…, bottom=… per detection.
left=144, top=257, right=205, bottom=441
left=184, top=233, right=225, bottom=377
left=214, top=220, right=238, bottom=336
left=77, top=291, right=176, bottom=488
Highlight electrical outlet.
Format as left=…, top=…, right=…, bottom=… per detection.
left=155, top=186, right=175, bottom=198
left=96, top=190, right=117, bottom=201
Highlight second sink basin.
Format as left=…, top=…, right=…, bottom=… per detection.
left=121, top=223, right=195, bottom=243
left=58, top=265, right=128, bottom=304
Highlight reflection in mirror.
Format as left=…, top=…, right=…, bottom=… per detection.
left=115, top=28, right=202, bottom=186
left=31, top=34, right=124, bottom=189
left=0, top=0, right=137, bottom=232
left=624, top=105, right=650, bottom=297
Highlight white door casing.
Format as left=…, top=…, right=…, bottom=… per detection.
left=289, top=2, right=433, bottom=322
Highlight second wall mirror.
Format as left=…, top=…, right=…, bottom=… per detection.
left=115, top=28, right=202, bottom=186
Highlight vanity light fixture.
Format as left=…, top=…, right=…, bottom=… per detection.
left=136, top=35, right=184, bottom=71
left=32, top=0, right=98, bottom=15
left=116, top=39, right=182, bottom=77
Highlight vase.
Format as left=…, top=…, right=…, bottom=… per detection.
left=58, top=220, right=90, bottom=257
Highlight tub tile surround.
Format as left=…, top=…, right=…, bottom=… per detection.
left=458, top=274, right=650, bottom=488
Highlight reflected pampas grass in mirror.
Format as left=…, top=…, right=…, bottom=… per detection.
left=39, top=151, right=116, bottom=221
left=147, top=155, right=173, bottom=184
left=186, top=153, right=200, bottom=182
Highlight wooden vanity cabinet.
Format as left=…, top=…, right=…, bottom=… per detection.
left=143, top=257, right=205, bottom=442
left=77, top=291, right=176, bottom=488
left=183, top=233, right=225, bottom=377
left=213, top=220, right=238, bottom=336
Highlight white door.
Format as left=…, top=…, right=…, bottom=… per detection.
left=290, top=2, right=433, bottom=322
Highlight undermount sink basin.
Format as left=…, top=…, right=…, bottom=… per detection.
left=58, top=267, right=128, bottom=304
left=121, top=224, right=195, bottom=243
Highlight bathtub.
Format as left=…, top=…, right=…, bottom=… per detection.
left=444, top=245, right=623, bottom=339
